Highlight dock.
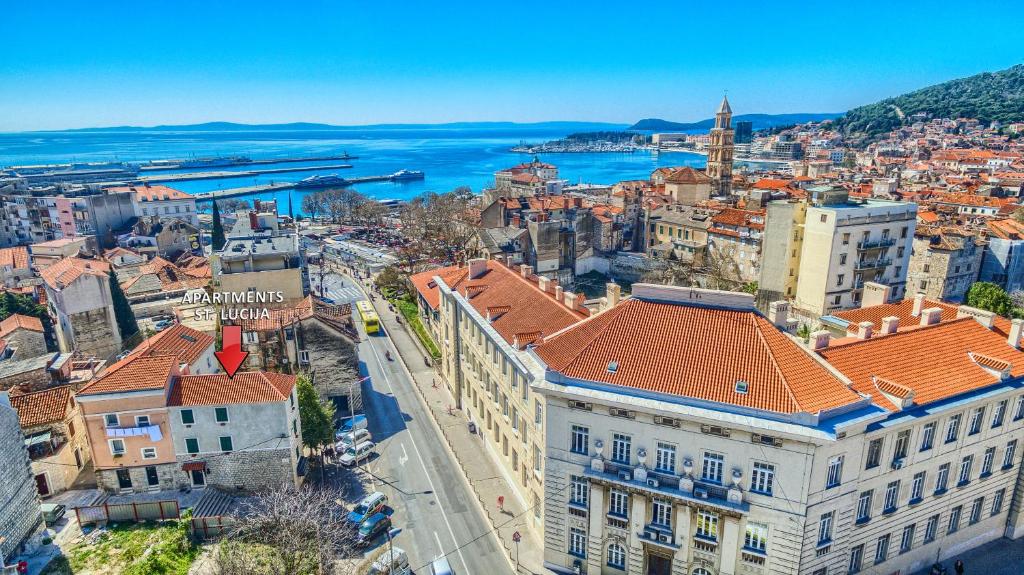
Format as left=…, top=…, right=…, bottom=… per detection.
left=191, top=172, right=420, bottom=201
left=138, top=164, right=353, bottom=183
left=138, top=154, right=359, bottom=171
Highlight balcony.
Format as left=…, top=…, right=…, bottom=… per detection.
left=639, top=523, right=678, bottom=550
left=606, top=513, right=629, bottom=530
left=855, top=258, right=892, bottom=271
left=857, top=238, right=897, bottom=250
left=586, top=457, right=749, bottom=515
left=25, top=431, right=66, bottom=461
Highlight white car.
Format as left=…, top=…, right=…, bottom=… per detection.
left=338, top=440, right=376, bottom=467
left=336, top=428, right=372, bottom=449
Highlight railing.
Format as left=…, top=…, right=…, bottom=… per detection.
left=606, top=514, right=629, bottom=529
left=855, top=258, right=892, bottom=271
left=857, top=238, right=897, bottom=250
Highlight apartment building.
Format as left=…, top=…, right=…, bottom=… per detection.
left=906, top=227, right=984, bottom=302
left=10, top=385, right=91, bottom=497
left=107, top=184, right=199, bottom=227
left=30, top=237, right=88, bottom=269
left=980, top=219, right=1024, bottom=294
left=41, top=257, right=122, bottom=361
left=214, top=211, right=308, bottom=301
left=761, top=187, right=917, bottom=320
left=706, top=208, right=764, bottom=284
left=423, top=259, right=589, bottom=530
left=532, top=283, right=1024, bottom=575
left=645, top=205, right=715, bottom=263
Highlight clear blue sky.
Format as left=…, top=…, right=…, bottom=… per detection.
left=2, top=0, right=1022, bottom=132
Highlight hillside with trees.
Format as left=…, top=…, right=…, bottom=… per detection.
left=832, top=64, right=1024, bottom=144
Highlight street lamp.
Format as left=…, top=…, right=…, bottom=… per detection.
left=386, top=527, right=402, bottom=573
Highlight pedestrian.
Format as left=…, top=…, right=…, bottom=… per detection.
left=954, top=559, right=964, bottom=575
left=498, top=495, right=505, bottom=512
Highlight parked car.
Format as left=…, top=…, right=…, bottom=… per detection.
left=347, top=491, right=388, bottom=525
left=370, top=547, right=410, bottom=575
left=430, top=557, right=454, bottom=575
left=40, top=503, right=65, bottom=526
left=336, top=428, right=372, bottom=447
left=153, top=319, right=174, bottom=332
left=338, top=440, right=376, bottom=467
left=338, top=414, right=368, bottom=434
left=357, top=512, right=392, bottom=546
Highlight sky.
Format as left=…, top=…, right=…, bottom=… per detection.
left=2, top=0, right=1023, bottom=132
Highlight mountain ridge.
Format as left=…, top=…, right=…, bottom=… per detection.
left=629, top=113, right=842, bottom=132
left=45, top=120, right=630, bottom=133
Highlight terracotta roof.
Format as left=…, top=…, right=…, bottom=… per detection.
left=535, top=298, right=863, bottom=415
left=78, top=355, right=178, bottom=396
left=168, top=372, right=296, bottom=406
left=0, top=314, right=44, bottom=338
left=125, top=324, right=214, bottom=365
left=821, top=318, right=1024, bottom=411
left=0, top=246, right=30, bottom=270
left=410, top=265, right=469, bottom=311
left=239, top=296, right=313, bottom=331
left=987, top=218, right=1024, bottom=240
left=9, top=385, right=72, bottom=428
left=752, top=178, right=795, bottom=190
left=664, top=167, right=712, bottom=185
left=833, top=298, right=1014, bottom=339
left=107, top=184, right=192, bottom=202
left=40, top=257, right=111, bottom=289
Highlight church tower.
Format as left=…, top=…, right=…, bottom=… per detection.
left=705, top=95, right=734, bottom=196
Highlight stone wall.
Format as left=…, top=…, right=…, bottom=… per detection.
left=0, top=395, right=44, bottom=563
left=6, top=329, right=47, bottom=359
left=95, top=463, right=177, bottom=493
left=300, top=319, right=360, bottom=401
left=174, top=447, right=296, bottom=491
left=69, top=307, right=121, bottom=361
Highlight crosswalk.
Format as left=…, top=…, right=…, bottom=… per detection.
left=325, top=285, right=363, bottom=304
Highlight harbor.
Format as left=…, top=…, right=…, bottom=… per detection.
left=137, top=153, right=359, bottom=171
left=191, top=171, right=425, bottom=201
left=137, top=163, right=354, bottom=183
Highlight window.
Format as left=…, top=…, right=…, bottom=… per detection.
left=842, top=233, right=850, bottom=245
left=969, top=497, right=984, bottom=525
left=180, top=409, right=194, bottom=425
left=219, top=436, right=233, bottom=452
left=818, top=511, right=834, bottom=545
left=215, top=407, right=229, bottom=423
left=569, top=475, right=588, bottom=507
left=857, top=490, right=873, bottom=522
left=744, top=521, right=768, bottom=552
left=569, top=425, right=588, bottom=454
left=607, top=544, right=625, bottom=569
left=924, top=515, right=939, bottom=543
left=142, top=447, right=157, bottom=459
left=849, top=544, right=864, bottom=574
left=840, top=253, right=848, bottom=265
left=135, top=415, right=151, bottom=427
left=993, top=400, right=1008, bottom=428
left=993, top=488, right=1006, bottom=516
left=702, top=452, right=724, bottom=483
left=534, top=445, right=542, bottom=473
left=609, top=489, right=629, bottom=517
left=534, top=400, right=542, bottom=428
left=104, top=414, right=119, bottom=428
left=820, top=214, right=828, bottom=223
left=833, top=295, right=841, bottom=306
left=1015, top=396, right=1024, bottom=421
left=936, top=462, right=950, bottom=493
left=884, top=481, right=900, bottom=512
left=185, top=438, right=200, bottom=454
left=697, top=510, right=719, bottom=540
left=750, top=462, right=775, bottom=496
left=568, top=527, right=587, bottom=558
left=900, top=524, right=915, bottom=554
left=837, top=274, right=845, bottom=287
left=958, top=455, right=973, bottom=485
left=651, top=499, right=672, bottom=527
left=865, top=438, right=882, bottom=469
left=611, top=433, right=631, bottom=464
left=655, top=443, right=676, bottom=474
left=1004, top=440, right=1017, bottom=468
left=109, top=439, right=126, bottom=455
left=969, top=407, right=985, bottom=435
left=946, top=414, right=961, bottom=443
left=920, top=422, right=935, bottom=451
left=826, top=456, right=843, bottom=488
left=910, top=471, right=926, bottom=502
left=948, top=505, right=962, bottom=533
left=874, top=534, right=890, bottom=564
left=893, top=430, right=910, bottom=462
left=982, top=447, right=996, bottom=476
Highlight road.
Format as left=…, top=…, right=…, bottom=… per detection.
left=328, top=286, right=509, bottom=574
left=308, top=265, right=364, bottom=304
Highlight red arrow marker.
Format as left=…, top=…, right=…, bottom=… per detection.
left=215, top=325, right=249, bottom=379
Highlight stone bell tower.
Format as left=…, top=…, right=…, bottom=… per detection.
left=705, top=95, right=735, bottom=196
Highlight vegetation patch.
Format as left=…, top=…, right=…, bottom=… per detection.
left=43, top=519, right=198, bottom=575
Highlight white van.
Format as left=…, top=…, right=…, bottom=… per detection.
left=339, top=440, right=376, bottom=466
left=336, top=428, right=372, bottom=449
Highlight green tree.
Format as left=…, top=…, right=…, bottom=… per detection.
left=109, top=272, right=140, bottom=341
left=0, top=291, right=55, bottom=351
left=296, top=374, right=335, bottom=453
left=741, top=281, right=759, bottom=295
left=966, top=281, right=1015, bottom=317
left=211, top=200, right=226, bottom=251
left=374, top=265, right=407, bottom=298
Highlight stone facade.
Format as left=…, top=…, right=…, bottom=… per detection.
left=0, top=393, right=44, bottom=565
left=66, top=308, right=121, bottom=361
left=95, top=463, right=177, bottom=493
left=4, top=328, right=47, bottom=359
left=24, top=406, right=91, bottom=497
left=906, top=231, right=984, bottom=303
left=174, top=447, right=296, bottom=491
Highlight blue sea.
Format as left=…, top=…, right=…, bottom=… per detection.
left=0, top=128, right=712, bottom=213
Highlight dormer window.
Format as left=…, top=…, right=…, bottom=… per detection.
left=607, top=361, right=619, bottom=373
left=735, top=380, right=749, bottom=394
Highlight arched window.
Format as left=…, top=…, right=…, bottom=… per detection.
left=607, top=543, right=626, bottom=569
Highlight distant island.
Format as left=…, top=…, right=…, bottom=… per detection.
left=511, top=131, right=650, bottom=153
left=629, top=113, right=842, bottom=132
left=49, top=120, right=630, bottom=134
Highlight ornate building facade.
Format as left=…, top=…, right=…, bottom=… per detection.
left=706, top=96, right=735, bottom=197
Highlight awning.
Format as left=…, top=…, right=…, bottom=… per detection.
left=182, top=462, right=206, bottom=472
left=24, top=431, right=52, bottom=447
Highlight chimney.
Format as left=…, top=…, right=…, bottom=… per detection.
left=768, top=301, right=790, bottom=330
left=520, top=265, right=533, bottom=278
left=911, top=293, right=926, bottom=316
left=1010, top=319, right=1024, bottom=350
left=861, top=282, right=891, bottom=308
left=468, top=258, right=487, bottom=280
left=856, top=321, right=874, bottom=340
left=248, top=211, right=259, bottom=231
left=554, top=285, right=564, bottom=302
left=810, top=330, right=831, bottom=351
left=957, top=305, right=996, bottom=329
left=880, top=316, right=900, bottom=335
left=606, top=282, right=621, bottom=308
left=564, top=292, right=577, bottom=310
left=919, top=307, right=943, bottom=326
left=538, top=276, right=550, bottom=293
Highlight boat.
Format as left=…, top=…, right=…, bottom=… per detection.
left=389, top=169, right=424, bottom=181
left=178, top=155, right=252, bottom=169
left=295, top=174, right=350, bottom=189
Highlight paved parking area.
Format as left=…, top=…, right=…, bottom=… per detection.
left=911, top=536, right=1024, bottom=575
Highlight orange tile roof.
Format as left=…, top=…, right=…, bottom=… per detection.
left=535, top=298, right=863, bottom=415
left=107, top=184, right=192, bottom=202
left=833, top=299, right=959, bottom=335
left=168, top=372, right=296, bottom=406
left=752, top=178, right=794, bottom=190
left=410, top=265, right=469, bottom=311
left=664, top=167, right=712, bottom=185
left=0, top=246, right=30, bottom=270
left=9, top=385, right=72, bottom=428
left=987, top=218, right=1024, bottom=240
left=78, top=355, right=178, bottom=396
left=40, top=257, right=111, bottom=289
left=820, top=319, right=1024, bottom=411
left=125, top=323, right=214, bottom=365
left=0, top=314, right=44, bottom=338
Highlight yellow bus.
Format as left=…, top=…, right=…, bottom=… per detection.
left=355, top=300, right=380, bottom=334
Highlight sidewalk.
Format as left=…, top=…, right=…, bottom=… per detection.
left=367, top=285, right=545, bottom=575
left=910, top=535, right=1024, bottom=575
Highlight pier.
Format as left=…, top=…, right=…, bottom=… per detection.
left=192, top=173, right=419, bottom=201
left=138, top=154, right=359, bottom=171
left=138, top=163, right=353, bottom=183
